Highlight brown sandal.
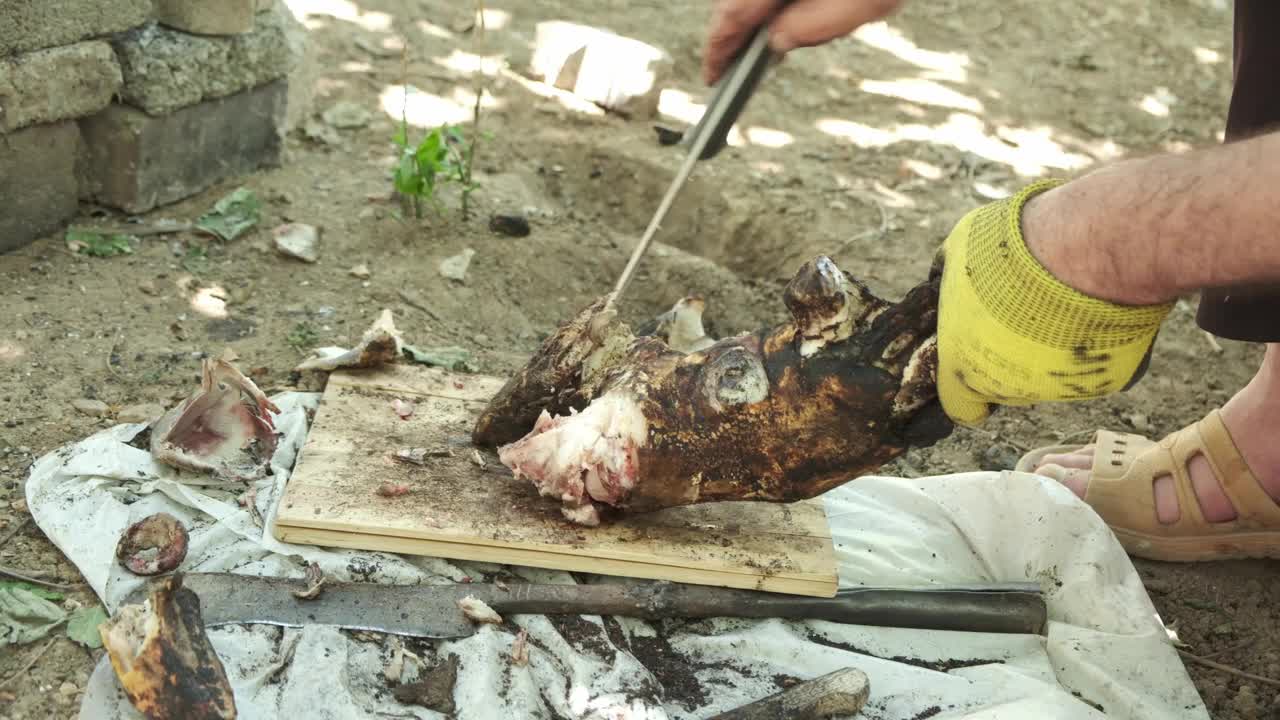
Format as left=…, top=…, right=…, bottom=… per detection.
left=1016, top=409, right=1280, bottom=561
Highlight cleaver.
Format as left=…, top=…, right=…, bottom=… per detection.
left=127, top=573, right=1049, bottom=638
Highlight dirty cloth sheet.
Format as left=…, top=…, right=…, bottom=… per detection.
left=23, top=392, right=1207, bottom=719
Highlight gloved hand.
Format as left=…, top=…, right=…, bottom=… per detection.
left=935, top=180, right=1175, bottom=426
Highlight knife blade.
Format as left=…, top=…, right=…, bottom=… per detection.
left=610, top=9, right=787, bottom=303
left=129, top=573, right=1048, bottom=639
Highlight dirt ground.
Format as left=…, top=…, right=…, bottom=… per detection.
left=2, top=0, right=1276, bottom=717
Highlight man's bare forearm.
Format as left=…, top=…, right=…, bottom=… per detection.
left=1021, top=128, right=1280, bottom=306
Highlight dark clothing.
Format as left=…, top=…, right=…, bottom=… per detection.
left=1195, top=0, right=1280, bottom=342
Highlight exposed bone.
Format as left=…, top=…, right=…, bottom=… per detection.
left=116, top=513, right=189, bottom=576
left=99, top=574, right=237, bottom=720
left=457, top=596, right=503, bottom=624
left=634, top=295, right=716, bottom=353
left=479, top=255, right=951, bottom=525
left=296, top=308, right=402, bottom=372
left=151, top=358, right=280, bottom=482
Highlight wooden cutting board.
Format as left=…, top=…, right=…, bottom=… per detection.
left=272, top=364, right=838, bottom=597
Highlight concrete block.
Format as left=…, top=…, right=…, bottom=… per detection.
left=112, top=2, right=305, bottom=116
left=79, top=81, right=286, bottom=214
left=0, top=0, right=152, bottom=57
left=156, top=0, right=256, bottom=36
left=0, top=42, right=122, bottom=133
left=527, top=21, right=673, bottom=119
left=280, top=4, right=316, bottom=132
left=0, top=123, right=81, bottom=253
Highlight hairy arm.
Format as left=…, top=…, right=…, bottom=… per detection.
left=1023, top=128, right=1280, bottom=305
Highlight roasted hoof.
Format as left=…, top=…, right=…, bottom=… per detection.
left=100, top=573, right=237, bottom=720
left=482, top=255, right=952, bottom=525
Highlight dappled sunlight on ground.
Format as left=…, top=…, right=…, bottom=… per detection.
left=1138, top=87, right=1178, bottom=118
left=0, top=342, right=24, bottom=362
left=859, top=77, right=983, bottom=114
left=816, top=112, right=1094, bottom=177
left=379, top=84, right=503, bottom=127
left=853, top=21, right=971, bottom=83
left=285, top=0, right=391, bottom=31
left=433, top=49, right=506, bottom=76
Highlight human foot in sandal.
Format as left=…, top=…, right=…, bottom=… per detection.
left=1018, top=344, right=1280, bottom=561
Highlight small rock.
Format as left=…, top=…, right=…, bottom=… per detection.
left=322, top=101, right=371, bottom=129
left=1212, top=622, right=1235, bottom=636
left=274, top=223, right=320, bottom=263
left=303, top=119, right=341, bottom=145
left=58, top=681, right=78, bottom=699
left=979, top=443, right=1021, bottom=472
left=439, top=248, right=476, bottom=282
left=1142, top=577, right=1171, bottom=595
left=653, top=125, right=683, bottom=146
left=118, top=403, right=165, bottom=424
left=349, top=264, right=371, bottom=279
left=489, top=213, right=530, bottom=238
left=1126, top=412, right=1151, bottom=434
left=139, top=279, right=158, bottom=296
left=1235, top=685, right=1258, bottom=720
left=72, top=399, right=109, bottom=417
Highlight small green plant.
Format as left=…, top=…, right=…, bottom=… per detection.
left=392, top=7, right=488, bottom=222
left=392, top=121, right=448, bottom=219
left=287, top=322, right=319, bottom=351
left=392, top=119, right=483, bottom=219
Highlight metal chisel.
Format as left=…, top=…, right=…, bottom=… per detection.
left=130, top=573, right=1049, bottom=638
left=611, top=9, right=788, bottom=302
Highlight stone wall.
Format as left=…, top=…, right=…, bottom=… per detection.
left=0, top=0, right=313, bottom=252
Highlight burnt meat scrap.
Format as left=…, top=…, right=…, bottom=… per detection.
left=472, top=256, right=953, bottom=526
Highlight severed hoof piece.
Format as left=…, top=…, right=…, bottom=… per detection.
left=151, top=358, right=281, bottom=482
left=116, top=513, right=189, bottom=576
left=100, top=573, right=237, bottom=720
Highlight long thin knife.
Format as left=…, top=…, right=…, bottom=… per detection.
left=611, top=15, right=785, bottom=302
left=133, top=573, right=1049, bottom=638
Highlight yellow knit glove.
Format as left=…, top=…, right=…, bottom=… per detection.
left=936, top=180, right=1175, bottom=426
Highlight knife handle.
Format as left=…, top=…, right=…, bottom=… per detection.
left=691, top=0, right=793, bottom=161
left=490, top=582, right=1047, bottom=636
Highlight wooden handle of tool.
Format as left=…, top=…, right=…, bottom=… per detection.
left=708, top=668, right=869, bottom=720
left=488, top=582, right=1047, bottom=635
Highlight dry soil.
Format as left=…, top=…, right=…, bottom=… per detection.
left=2, top=0, right=1276, bottom=718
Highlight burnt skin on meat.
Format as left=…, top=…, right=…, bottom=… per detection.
left=475, top=256, right=952, bottom=526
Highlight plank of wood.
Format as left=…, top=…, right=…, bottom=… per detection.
left=273, top=365, right=838, bottom=597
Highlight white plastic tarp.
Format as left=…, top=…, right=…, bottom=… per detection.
left=21, top=391, right=1208, bottom=719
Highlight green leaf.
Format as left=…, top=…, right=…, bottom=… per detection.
left=67, top=230, right=135, bottom=257
left=182, top=244, right=210, bottom=275
left=195, top=187, right=262, bottom=241
left=0, top=586, right=66, bottom=646
left=392, top=125, right=409, bottom=147
left=66, top=606, right=109, bottom=648
left=0, top=581, right=63, bottom=601
left=403, top=345, right=476, bottom=372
